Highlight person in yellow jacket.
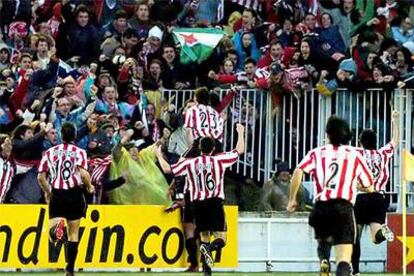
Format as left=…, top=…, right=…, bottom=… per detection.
left=106, top=128, right=171, bottom=205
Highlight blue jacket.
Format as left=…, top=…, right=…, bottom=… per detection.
left=316, top=25, right=346, bottom=55
left=232, top=31, right=262, bottom=70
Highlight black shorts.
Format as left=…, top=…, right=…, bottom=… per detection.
left=193, top=198, right=226, bottom=232
left=183, top=138, right=223, bottom=158
left=308, top=199, right=356, bottom=245
left=49, top=187, right=87, bottom=220
left=354, top=193, right=388, bottom=225
left=181, top=192, right=195, bottom=223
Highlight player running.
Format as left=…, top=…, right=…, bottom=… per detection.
left=156, top=123, right=245, bottom=276
left=38, top=122, right=94, bottom=276
left=351, top=110, right=399, bottom=276
left=287, top=116, right=374, bottom=276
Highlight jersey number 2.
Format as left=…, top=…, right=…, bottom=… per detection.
left=326, top=162, right=339, bottom=189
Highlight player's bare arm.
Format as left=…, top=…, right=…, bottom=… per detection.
left=37, top=172, right=51, bottom=203
left=155, top=145, right=172, bottom=174
left=185, top=128, right=194, bottom=145
left=390, top=110, right=399, bottom=148
left=79, top=167, right=95, bottom=194
left=112, top=129, right=134, bottom=162
left=287, top=168, right=304, bottom=213
left=235, top=123, right=245, bottom=155
left=357, top=182, right=375, bottom=193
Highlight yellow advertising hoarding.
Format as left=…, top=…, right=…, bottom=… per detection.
left=0, top=205, right=238, bottom=268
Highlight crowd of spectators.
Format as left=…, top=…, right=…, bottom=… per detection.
left=0, top=0, right=414, bottom=210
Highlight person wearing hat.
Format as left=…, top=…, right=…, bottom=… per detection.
left=79, top=113, right=112, bottom=158
left=259, top=161, right=306, bottom=211
left=316, top=58, right=358, bottom=96
left=140, top=25, right=164, bottom=65
left=85, top=121, right=127, bottom=204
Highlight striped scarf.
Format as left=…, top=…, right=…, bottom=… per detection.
left=89, top=155, right=112, bottom=186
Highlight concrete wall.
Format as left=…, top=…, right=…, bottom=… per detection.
left=236, top=213, right=387, bottom=273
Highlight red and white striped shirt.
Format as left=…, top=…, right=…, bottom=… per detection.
left=171, top=150, right=239, bottom=202
left=355, top=143, right=394, bottom=192
left=298, top=144, right=374, bottom=204
left=184, top=104, right=224, bottom=142
left=0, top=157, right=14, bottom=203
left=39, top=144, right=88, bottom=190
left=232, top=0, right=262, bottom=11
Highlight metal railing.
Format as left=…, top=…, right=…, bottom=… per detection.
left=152, top=88, right=413, bottom=206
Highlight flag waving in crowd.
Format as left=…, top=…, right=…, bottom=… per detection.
left=172, top=28, right=225, bottom=64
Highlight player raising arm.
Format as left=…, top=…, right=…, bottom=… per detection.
left=351, top=110, right=399, bottom=276
left=287, top=116, right=374, bottom=276
left=156, top=124, right=245, bottom=276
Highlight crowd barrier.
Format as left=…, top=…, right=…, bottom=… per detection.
left=157, top=88, right=413, bottom=207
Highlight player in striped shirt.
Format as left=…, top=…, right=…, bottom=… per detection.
left=184, top=87, right=224, bottom=148
left=156, top=123, right=245, bottom=276
left=0, top=135, right=14, bottom=203
left=287, top=116, right=374, bottom=276
left=351, top=111, right=399, bottom=276
left=38, top=122, right=94, bottom=276
left=180, top=87, right=225, bottom=272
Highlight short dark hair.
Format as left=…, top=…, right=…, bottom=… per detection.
left=359, top=129, right=377, bottom=150
left=74, top=4, right=89, bottom=18
left=244, top=57, right=256, bottom=66
left=226, top=49, right=238, bottom=57
left=194, top=87, right=210, bottom=105
left=19, top=53, right=32, bottom=61
left=35, top=36, right=50, bottom=48
left=270, top=41, right=283, bottom=48
left=243, top=8, right=256, bottom=18
left=305, top=12, right=316, bottom=18
left=124, top=28, right=139, bottom=39
left=326, top=116, right=351, bottom=146
left=12, top=124, right=31, bottom=140
left=61, top=122, right=76, bottom=143
left=115, top=9, right=128, bottom=20
left=200, top=137, right=215, bottom=154
left=163, top=45, right=175, bottom=52
left=209, top=93, right=220, bottom=109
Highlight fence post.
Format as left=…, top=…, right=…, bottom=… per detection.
left=264, top=91, right=273, bottom=181
left=317, top=90, right=331, bottom=146
left=395, top=88, right=412, bottom=212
